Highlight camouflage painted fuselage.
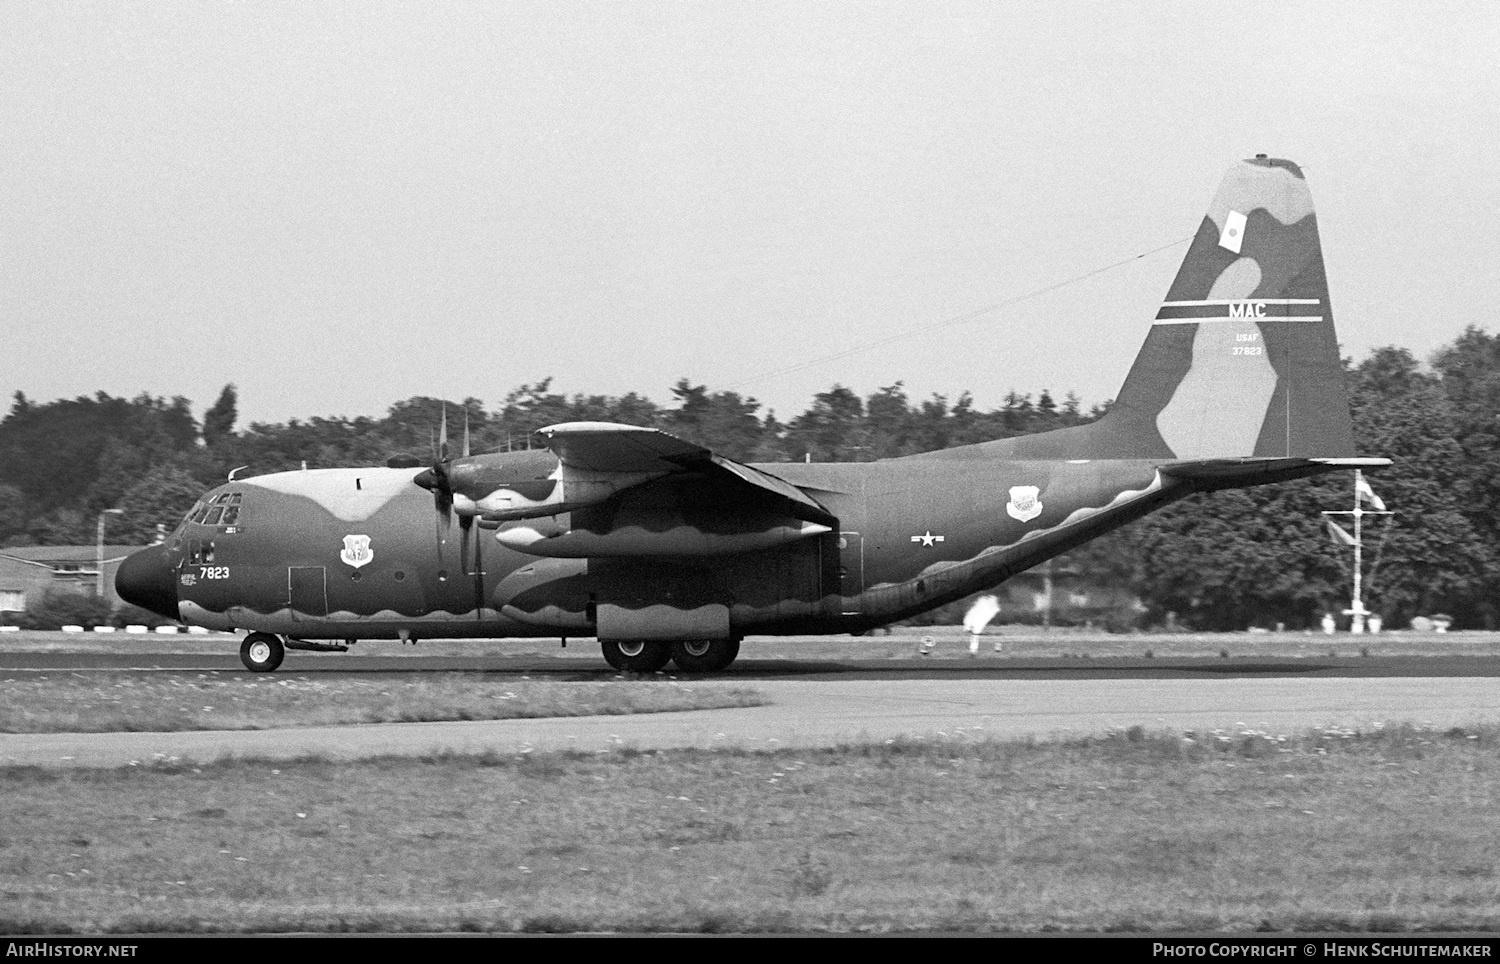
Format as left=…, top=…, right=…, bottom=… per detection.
left=167, top=451, right=1182, bottom=640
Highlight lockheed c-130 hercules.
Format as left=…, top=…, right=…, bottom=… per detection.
left=117, top=156, right=1388, bottom=673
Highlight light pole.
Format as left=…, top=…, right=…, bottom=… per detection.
left=96, top=509, right=123, bottom=598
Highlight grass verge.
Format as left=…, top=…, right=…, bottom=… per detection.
left=3, top=723, right=1500, bottom=933
left=0, top=673, right=764, bottom=733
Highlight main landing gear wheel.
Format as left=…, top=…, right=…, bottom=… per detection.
left=670, top=637, right=741, bottom=673
left=240, top=632, right=285, bottom=673
left=600, top=639, right=672, bottom=673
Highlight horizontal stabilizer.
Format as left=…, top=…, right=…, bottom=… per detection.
left=1161, top=456, right=1391, bottom=488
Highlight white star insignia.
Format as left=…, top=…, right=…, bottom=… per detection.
left=911, top=531, right=944, bottom=547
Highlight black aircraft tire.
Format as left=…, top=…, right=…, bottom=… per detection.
left=240, top=633, right=285, bottom=673
left=600, top=639, right=672, bottom=673
left=670, top=637, right=741, bottom=673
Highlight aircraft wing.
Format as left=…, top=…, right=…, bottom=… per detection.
left=539, top=422, right=711, bottom=471
left=539, top=422, right=832, bottom=518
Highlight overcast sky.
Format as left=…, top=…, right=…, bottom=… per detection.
left=3, top=1, right=1497, bottom=429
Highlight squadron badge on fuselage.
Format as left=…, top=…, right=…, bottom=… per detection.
left=1006, top=486, right=1043, bottom=523
left=340, top=534, right=374, bottom=569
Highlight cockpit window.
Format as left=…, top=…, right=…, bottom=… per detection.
left=193, top=492, right=243, bottom=527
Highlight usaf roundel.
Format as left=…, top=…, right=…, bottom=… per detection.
left=1006, top=486, right=1043, bottom=523
left=340, top=534, right=374, bottom=569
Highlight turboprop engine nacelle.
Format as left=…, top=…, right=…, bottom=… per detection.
left=420, top=452, right=666, bottom=523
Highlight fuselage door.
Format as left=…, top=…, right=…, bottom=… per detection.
left=288, top=566, right=328, bottom=619
left=838, top=531, right=864, bottom=615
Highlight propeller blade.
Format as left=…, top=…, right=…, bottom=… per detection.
left=466, top=514, right=483, bottom=619
left=415, top=407, right=459, bottom=551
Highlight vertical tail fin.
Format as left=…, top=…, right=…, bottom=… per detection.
left=1097, top=155, right=1355, bottom=460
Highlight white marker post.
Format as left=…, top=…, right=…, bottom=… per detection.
left=964, top=595, right=1001, bottom=655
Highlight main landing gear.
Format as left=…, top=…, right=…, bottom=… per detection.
left=670, top=637, right=740, bottom=673
left=240, top=632, right=285, bottom=673
left=600, top=638, right=741, bottom=673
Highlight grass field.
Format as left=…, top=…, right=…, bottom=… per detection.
left=3, top=724, right=1499, bottom=934
left=6, top=628, right=1500, bottom=934
left=0, top=673, right=766, bottom=733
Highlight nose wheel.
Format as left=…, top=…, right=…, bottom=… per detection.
left=240, top=632, right=286, bottom=673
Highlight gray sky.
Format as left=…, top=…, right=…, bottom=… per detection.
left=4, top=1, right=1497, bottom=428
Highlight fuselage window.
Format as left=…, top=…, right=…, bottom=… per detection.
left=204, top=506, right=224, bottom=526
left=188, top=540, right=217, bottom=565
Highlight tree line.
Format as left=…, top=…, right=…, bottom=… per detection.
left=3, top=326, right=1496, bottom=630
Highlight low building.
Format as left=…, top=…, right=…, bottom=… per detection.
left=0, top=545, right=144, bottom=616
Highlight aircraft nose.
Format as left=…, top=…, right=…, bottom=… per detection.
left=115, top=544, right=180, bottom=621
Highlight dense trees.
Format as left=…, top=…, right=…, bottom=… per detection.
left=1092, top=341, right=1500, bottom=630
left=4, top=327, right=1497, bottom=628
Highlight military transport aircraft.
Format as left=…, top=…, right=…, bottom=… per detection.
left=117, top=156, right=1388, bottom=673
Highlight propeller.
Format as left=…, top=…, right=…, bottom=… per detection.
left=413, top=405, right=479, bottom=568
left=455, top=410, right=477, bottom=567
left=414, top=406, right=454, bottom=536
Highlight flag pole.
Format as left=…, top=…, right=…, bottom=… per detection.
left=1352, top=470, right=1364, bottom=632
left=1322, top=471, right=1392, bottom=632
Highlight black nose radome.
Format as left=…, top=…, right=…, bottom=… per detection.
left=115, top=544, right=179, bottom=621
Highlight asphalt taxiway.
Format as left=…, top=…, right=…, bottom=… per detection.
left=3, top=643, right=1498, bottom=767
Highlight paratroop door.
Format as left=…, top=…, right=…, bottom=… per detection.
left=288, top=566, right=328, bottom=618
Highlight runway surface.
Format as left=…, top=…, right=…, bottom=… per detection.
left=5, top=630, right=1499, bottom=768
left=3, top=663, right=1498, bottom=768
